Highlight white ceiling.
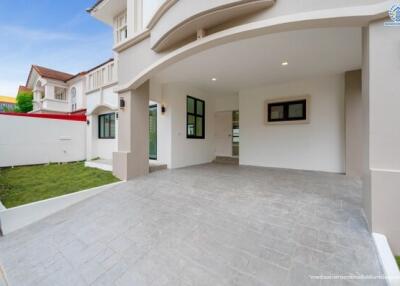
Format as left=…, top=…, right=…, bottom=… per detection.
left=154, top=27, right=362, bottom=94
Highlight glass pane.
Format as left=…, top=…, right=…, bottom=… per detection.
left=187, top=115, right=195, bottom=136
left=233, top=111, right=239, bottom=122
left=233, top=128, right=240, bottom=136
left=99, top=116, right=105, bottom=138
left=196, top=100, right=203, bottom=116
left=104, top=115, right=110, bottom=137
left=149, top=106, right=157, bottom=159
left=270, top=105, right=284, bottom=120
left=288, top=103, right=304, bottom=119
left=232, top=137, right=240, bottom=143
left=110, top=114, right=116, bottom=138
left=196, top=117, right=203, bottom=137
left=187, top=97, right=195, bottom=114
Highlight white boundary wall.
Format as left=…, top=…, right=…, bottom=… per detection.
left=0, top=115, right=86, bottom=167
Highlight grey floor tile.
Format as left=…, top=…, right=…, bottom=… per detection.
left=0, top=164, right=385, bottom=286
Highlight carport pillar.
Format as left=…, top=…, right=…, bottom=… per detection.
left=113, top=81, right=149, bottom=180
left=362, top=21, right=400, bottom=254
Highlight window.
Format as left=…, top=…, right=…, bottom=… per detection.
left=55, top=87, right=67, bottom=101
left=186, top=96, right=205, bottom=139
left=267, top=99, right=307, bottom=123
left=99, top=113, right=116, bottom=139
left=114, top=10, right=127, bottom=44
left=70, top=87, right=77, bottom=111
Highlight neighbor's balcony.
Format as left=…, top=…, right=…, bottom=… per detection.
left=40, top=98, right=70, bottom=113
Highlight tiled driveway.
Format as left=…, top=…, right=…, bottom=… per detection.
left=0, top=164, right=385, bottom=286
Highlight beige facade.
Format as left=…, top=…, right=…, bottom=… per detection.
left=89, top=0, right=400, bottom=254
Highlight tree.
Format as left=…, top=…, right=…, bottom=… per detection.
left=15, top=91, right=33, bottom=113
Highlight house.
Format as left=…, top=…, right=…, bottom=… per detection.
left=0, top=96, right=16, bottom=112
left=21, top=59, right=119, bottom=161
left=87, top=0, right=400, bottom=255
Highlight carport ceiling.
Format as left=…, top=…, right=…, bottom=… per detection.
left=154, top=27, right=362, bottom=93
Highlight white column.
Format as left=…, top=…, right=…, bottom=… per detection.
left=363, top=20, right=400, bottom=254
left=113, top=81, right=149, bottom=180
left=127, top=0, right=143, bottom=37
left=86, top=115, right=95, bottom=161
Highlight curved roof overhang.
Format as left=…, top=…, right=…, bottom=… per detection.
left=116, top=1, right=388, bottom=93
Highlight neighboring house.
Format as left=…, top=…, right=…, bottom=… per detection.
left=21, top=59, right=119, bottom=161
left=87, top=0, right=400, bottom=254
left=0, top=96, right=16, bottom=112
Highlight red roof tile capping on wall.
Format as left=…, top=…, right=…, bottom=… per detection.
left=0, top=112, right=86, bottom=122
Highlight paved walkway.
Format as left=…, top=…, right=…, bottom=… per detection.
left=0, top=164, right=385, bottom=286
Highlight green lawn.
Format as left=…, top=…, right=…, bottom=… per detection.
left=0, top=162, right=119, bottom=208
left=396, top=256, right=400, bottom=269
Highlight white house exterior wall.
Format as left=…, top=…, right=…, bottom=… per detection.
left=162, top=83, right=216, bottom=169
left=115, top=0, right=388, bottom=92
left=67, top=78, right=86, bottom=112
left=239, top=75, right=345, bottom=173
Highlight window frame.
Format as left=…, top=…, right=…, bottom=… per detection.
left=70, top=87, right=77, bottom=111
left=114, top=10, right=128, bottom=44
left=98, top=113, right=116, bottom=139
left=265, top=96, right=310, bottom=125
left=186, top=96, right=205, bottom=139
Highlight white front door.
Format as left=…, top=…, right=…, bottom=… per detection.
left=215, top=111, right=232, bottom=157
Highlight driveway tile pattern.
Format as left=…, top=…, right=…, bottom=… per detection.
left=0, top=164, right=385, bottom=286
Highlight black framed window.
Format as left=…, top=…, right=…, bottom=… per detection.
left=187, top=96, right=205, bottom=139
left=268, top=99, right=307, bottom=122
left=99, top=113, right=116, bottom=139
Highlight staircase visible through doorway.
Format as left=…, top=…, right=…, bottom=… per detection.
left=213, top=156, right=239, bottom=165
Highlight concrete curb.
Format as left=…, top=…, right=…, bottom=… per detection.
left=0, top=263, right=8, bottom=286
left=0, top=181, right=123, bottom=235
left=373, top=233, right=400, bottom=286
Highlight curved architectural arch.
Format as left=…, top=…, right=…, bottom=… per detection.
left=88, top=103, right=118, bottom=116
left=116, top=1, right=388, bottom=92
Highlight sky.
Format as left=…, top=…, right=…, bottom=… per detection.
left=0, top=0, right=113, bottom=97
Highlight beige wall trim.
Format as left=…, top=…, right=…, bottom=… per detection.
left=371, top=168, right=400, bottom=174
left=113, top=29, right=151, bottom=53
left=116, top=1, right=388, bottom=93
left=151, top=0, right=275, bottom=53
left=146, top=0, right=178, bottom=30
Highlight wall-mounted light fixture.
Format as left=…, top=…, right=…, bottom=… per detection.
left=161, top=105, right=166, bottom=114
left=119, top=98, right=125, bottom=109
left=86, top=120, right=90, bottom=125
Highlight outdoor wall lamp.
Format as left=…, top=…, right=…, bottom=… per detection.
left=86, top=120, right=90, bottom=125
left=161, top=105, right=166, bottom=114
left=120, top=98, right=125, bottom=109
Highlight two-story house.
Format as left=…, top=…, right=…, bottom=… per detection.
left=20, top=59, right=119, bottom=162
left=87, top=0, right=400, bottom=255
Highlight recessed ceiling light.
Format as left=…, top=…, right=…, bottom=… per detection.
left=212, top=77, right=217, bottom=81
left=281, top=61, right=289, bottom=66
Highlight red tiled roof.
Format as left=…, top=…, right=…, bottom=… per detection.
left=32, top=65, right=74, bottom=82
left=25, top=58, right=114, bottom=87
left=18, top=85, right=32, bottom=94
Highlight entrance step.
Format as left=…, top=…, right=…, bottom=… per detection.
left=213, top=156, right=239, bottom=165
left=150, top=162, right=168, bottom=173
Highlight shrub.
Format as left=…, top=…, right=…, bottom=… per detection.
left=15, top=91, right=33, bottom=113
